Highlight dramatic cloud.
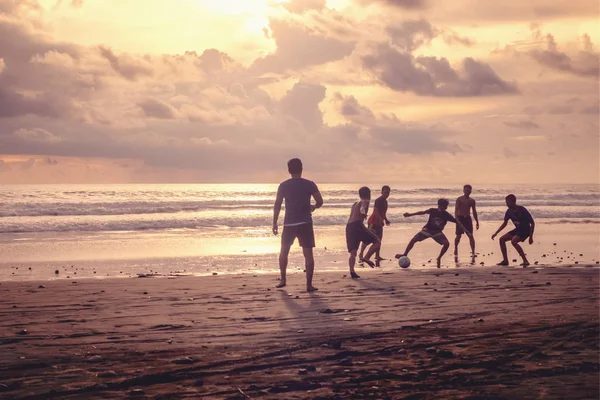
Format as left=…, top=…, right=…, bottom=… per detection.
left=362, top=43, right=518, bottom=96
left=529, top=33, right=599, bottom=78
left=251, top=18, right=355, bottom=73
left=0, top=0, right=597, bottom=183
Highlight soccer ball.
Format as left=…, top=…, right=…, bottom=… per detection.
left=398, top=256, right=410, bottom=269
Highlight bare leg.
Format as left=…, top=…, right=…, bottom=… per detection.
left=362, top=241, right=380, bottom=268
left=277, top=243, right=291, bottom=288
left=497, top=233, right=511, bottom=265
left=469, top=234, right=476, bottom=256
left=454, top=234, right=461, bottom=256
left=348, top=249, right=360, bottom=278
left=437, top=240, right=450, bottom=268
left=358, top=242, right=367, bottom=261
left=395, top=236, right=418, bottom=258
left=303, top=247, right=318, bottom=292
left=511, top=236, right=529, bottom=266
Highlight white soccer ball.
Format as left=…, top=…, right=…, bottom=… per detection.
left=398, top=256, right=411, bottom=269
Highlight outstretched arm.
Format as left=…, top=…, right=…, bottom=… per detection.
left=491, top=221, right=508, bottom=240
left=404, top=210, right=428, bottom=218
left=311, top=191, right=323, bottom=212
left=272, top=189, right=284, bottom=235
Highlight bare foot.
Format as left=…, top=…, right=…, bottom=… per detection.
left=394, top=254, right=405, bottom=259
left=375, top=257, right=385, bottom=261
left=350, top=272, right=360, bottom=279
left=436, top=258, right=441, bottom=268
left=521, top=261, right=530, bottom=267
left=276, top=281, right=286, bottom=288
left=361, top=258, right=376, bottom=268
left=306, top=285, right=319, bottom=292
left=496, top=260, right=509, bottom=266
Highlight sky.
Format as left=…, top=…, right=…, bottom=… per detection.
left=0, top=0, right=598, bottom=184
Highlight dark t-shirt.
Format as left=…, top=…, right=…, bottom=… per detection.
left=277, top=178, right=319, bottom=225
left=504, top=206, right=533, bottom=232
left=368, top=196, right=388, bottom=226
left=422, top=208, right=456, bottom=233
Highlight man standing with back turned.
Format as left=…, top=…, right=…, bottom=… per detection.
left=273, top=158, right=323, bottom=292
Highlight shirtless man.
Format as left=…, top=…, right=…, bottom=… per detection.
left=454, top=184, right=479, bottom=258
left=346, top=187, right=380, bottom=278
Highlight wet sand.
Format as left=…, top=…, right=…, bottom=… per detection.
left=0, top=266, right=598, bottom=399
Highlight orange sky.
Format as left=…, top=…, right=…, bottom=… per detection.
left=0, top=0, right=598, bottom=183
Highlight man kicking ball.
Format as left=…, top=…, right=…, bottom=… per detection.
left=395, top=198, right=472, bottom=268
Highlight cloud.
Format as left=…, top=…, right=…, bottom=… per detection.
left=362, top=43, right=518, bottom=96
left=14, top=128, right=62, bottom=142
left=333, top=93, right=375, bottom=125
left=503, top=120, right=540, bottom=130
left=250, top=18, right=355, bottom=73
left=280, top=81, right=326, bottom=131
left=138, top=98, right=178, bottom=119
left=282, top=0, right=326, bottom=13
left=529, top=33, right=599, bottom=78
left=99, top=46, right=153, bottom=81
left=358, top=0, right=428, bottom=10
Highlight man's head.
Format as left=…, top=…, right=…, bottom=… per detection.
left=505, top=194, right=517, bottom=208
left=287, top=158, right=303, bottom=176
left=438, top=198, right=450, bottom=210
left=359, top=186, right=371, bottom=200
left=381, top=185, right=391, bottom=199
left=463, top=184, right=472, bottom=196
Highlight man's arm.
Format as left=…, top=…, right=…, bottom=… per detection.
left=272, top=188, right=284, bottom=235
left=472, top=200, right=479, bottom=229
left=311, top=190, right=323, bottom=212
left=491, top=221, right=508, bottom=240
left=404, top=209, right=428, bottom=218
left=528, top=212, right=535, bottom=244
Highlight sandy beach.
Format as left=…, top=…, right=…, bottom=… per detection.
left=1, top=265, right=598, bottom=399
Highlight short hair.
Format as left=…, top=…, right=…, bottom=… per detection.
left=505, top=194, right=517, bottom=202
left=464, top=184, right=472, bottom=190
left=382, top=185, right=391, bottom=192
left=358, top=186, right=371, bottom=199
left=438, top=198, right=449, bottom=208
left=287, top=158, right=302, bottom=174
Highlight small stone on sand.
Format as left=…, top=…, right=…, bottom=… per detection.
left=17, top=329, right=28, bottom=335
left=97, top=370, right=117, bottom=378
left=38, top=285, right=45, bottom=289
left=212, top=272, right=218, bottom=276
left=87, top=355, right=103, bottom=363
left=546, top=282, right=551, bottom=285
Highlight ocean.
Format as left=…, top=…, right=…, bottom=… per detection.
left=1, top=183, right=599, bottom=280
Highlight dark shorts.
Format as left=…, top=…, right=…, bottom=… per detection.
left=369, top=224, right=384, bottom=240
left=508, top=229, right=529, bottom=242
left=413, top=230, right=448, bottom=245
left=456, top=216, right=473, bottom=235
left=281, top=223, right=315, bottom=248
left=346, top=221, right=379, bottom=252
